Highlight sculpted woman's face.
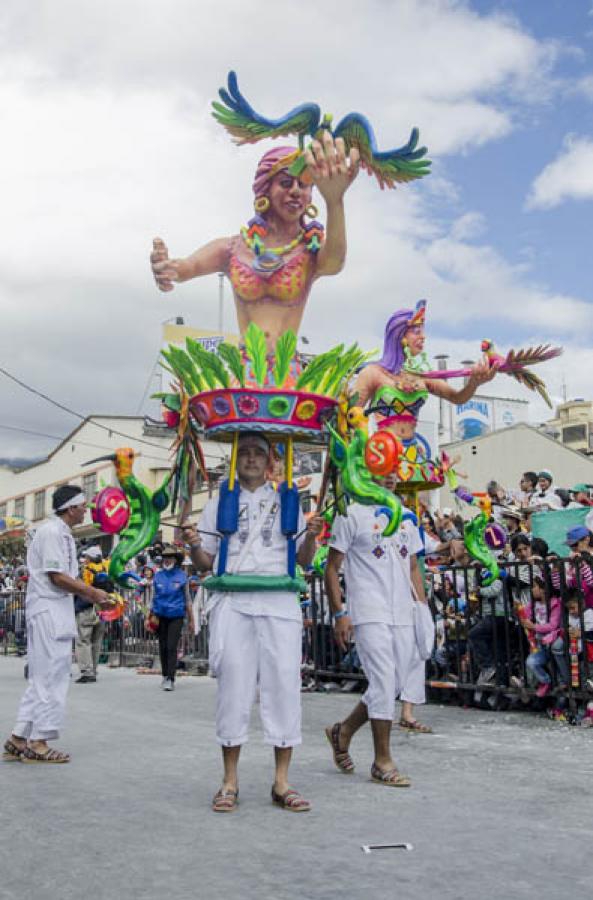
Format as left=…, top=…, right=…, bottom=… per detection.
left=268, top=171, right=312, bottom=227
left=404, top=324, right=425, bottom=356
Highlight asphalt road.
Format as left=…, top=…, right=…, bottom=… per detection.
left=0, top=659, right=590, bottom=900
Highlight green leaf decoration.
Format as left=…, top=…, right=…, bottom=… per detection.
left=217, top=342, right=245, bottom=387
left=273, top=330, right=297, bottom=388
left=185, top=338, right=230, bottom=390
left=244, top=322, right=268, bottom=387
left=150, top=392, right=182, bottom=412
left=318, top=344, right=356, bottom=396
left=295, top=345, right=343, bottom=392
left=167, top=345, right=202, bottom=394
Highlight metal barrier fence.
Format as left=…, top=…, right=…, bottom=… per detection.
left=2, top=559, right=592, bottom=711
left=0, top=587, right=209, bottom=670
left=303, top=559, right=593, bottom=708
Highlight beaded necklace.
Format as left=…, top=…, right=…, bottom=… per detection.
left=240, top=214, right=324, bottom=275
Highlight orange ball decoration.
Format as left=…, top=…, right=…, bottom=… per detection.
left=365, top=430, right=402, bottom=476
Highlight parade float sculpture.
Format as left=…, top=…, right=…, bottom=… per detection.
left=339, top=298, right=561, bottom=573
left=150, top=70, right=431, bottom=358
left=146, top=70, right=433, bottom=578
left=86, top=448, right=171, bottom=589
left=155, top=323, right=400, bottom=592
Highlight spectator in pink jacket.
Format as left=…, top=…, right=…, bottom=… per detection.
left=519, top=576, right=568, bottom=697
left=565, top=526, right=593, bottom=610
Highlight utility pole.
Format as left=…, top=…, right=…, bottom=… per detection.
left=218, top=272, right=224, bottom=333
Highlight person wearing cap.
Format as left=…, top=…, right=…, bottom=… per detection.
left=74, top=546, right=111, bottom=684
left=567, top=485, right=593, bottom=508
left=563, top=526, right=593, bottom=611
left=2, top=485, right=114, bottom=764
left=501, top=507, right=522, bottom=539
left=533, top=470, right=562, bottom=510
left=150, top=545, right=194, bottom=691
left=182, top=432, right=323, bottom=813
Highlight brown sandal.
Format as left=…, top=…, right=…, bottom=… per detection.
left=3, top=739, right=25, bottom=761
left=370, top=763, right=411, bottom=787
left=325, top=723, right=355, bottom=773
left=399, top=718, right=433, bottom=734
left=271, top=787, right=311, bottom=812
left=21, top=746, right=70, bottom=764
left=212, top=788, right=238, bottom=813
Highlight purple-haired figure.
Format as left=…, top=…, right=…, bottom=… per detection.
left=150, top=133, right=360, bottom=356
left=354, top=300, right=497, bottom=450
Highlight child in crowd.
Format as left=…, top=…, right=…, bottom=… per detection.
left=565, top=589, right=593, bottom=690
left=516, top=575, right=568, bottom=697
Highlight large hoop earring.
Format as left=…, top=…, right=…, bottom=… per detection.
left=254, top=196, right=270, bottom=214
left=305, top=203, right=318, bottom=219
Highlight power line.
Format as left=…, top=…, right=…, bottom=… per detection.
left=0, top=424, right=171, bottom=465
left=0, top=365, right=227, bottom=462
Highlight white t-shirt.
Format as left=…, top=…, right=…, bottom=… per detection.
left=532, top=488, right=562, bottom=510
left=199, top=481, right=306, bottom=622
left=26, top=515, right=78, bottom=639
left=329, top=505, right=423, bottom=627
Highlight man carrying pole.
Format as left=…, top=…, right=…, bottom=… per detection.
left=183, top=432, right=323, bottom=812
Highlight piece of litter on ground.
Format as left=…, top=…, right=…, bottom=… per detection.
left=361, top=843, right=413, bottom=854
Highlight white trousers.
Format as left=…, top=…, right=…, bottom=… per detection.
left=210, top=605, right=302, bottom=748
left=355, top=623, right=421, bottom=720
left=399, top=646, right=426, bottom=706
left=13, top=612, right=72, bottom=741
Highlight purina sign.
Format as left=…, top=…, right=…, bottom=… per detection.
left=455, top=395, right=528, bottom=440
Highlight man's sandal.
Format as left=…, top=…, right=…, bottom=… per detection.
left=3, top=739, right=25, bottom=761
left=212, top=788, right=238, bottom=813
left=325, top=723, right=355, bottom=774
left=271, top=787, right=311, bottom=812
left=20, top=746, right=70, bottom=764
left=399, top=718, right=433, bottom=734
left=370, top=763, right=411, bottom=788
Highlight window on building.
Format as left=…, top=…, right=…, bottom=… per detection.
left=33, top=490, right=46, bottom=520
left=0, top=502, right=7, bottom=519
left=562, top=424, right=587, bottom=444
left=14, top=496, right=25, bottom=519
left=82, top=471, right=98, bottom=501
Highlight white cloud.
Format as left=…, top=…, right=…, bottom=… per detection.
left=0, top=0, right=587, bottom=459
left=525, top=134, right=593, bottom=210
left=574, top=74, right=593, bottom=98
left=450, top=212, right=487, bottom=241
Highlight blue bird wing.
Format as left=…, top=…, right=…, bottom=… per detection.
left=332, top=113, right=431, bottom=189
left=212, top=71, right=320, bottom=145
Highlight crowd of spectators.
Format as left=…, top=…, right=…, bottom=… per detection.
left=2, top=467, right=593, bottom=721
left=420, top=470, right=593, bottom=723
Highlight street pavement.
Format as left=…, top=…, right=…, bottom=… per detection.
left=0, top=658, right=590, bottom=900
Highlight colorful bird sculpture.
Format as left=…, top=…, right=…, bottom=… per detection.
left=480, top=339, right=507, bottom=368
left=212, top=71, right=431, bottom=189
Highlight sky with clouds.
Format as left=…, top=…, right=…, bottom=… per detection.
left=1, top=0, right=593, bottom=459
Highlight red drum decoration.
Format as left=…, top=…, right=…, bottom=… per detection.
left=365, top=430, right=401, bottom=476
left=91, top=487, right=130, bottom=534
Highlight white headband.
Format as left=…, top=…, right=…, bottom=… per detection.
left=57, top=492, right=86, bottom=511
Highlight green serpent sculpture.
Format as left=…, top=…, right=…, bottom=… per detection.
left=87, top=448, right=171, bottom=588
left=327, top=414, right=402, bottom=537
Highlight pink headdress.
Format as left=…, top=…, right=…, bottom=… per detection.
left=252, top=146, right=300, bottom=198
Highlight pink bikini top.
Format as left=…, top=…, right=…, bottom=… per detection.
left=226, top=239, right=315, bottom=307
